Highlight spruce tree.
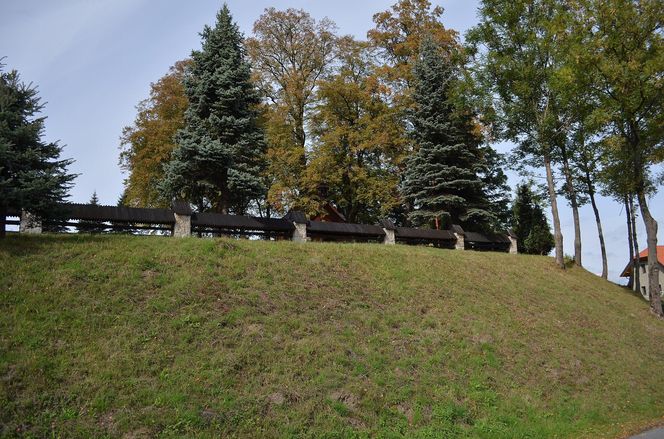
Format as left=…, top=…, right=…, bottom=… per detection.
left=0, top=64, right=75, bottom=238
left=77, top=191, right=107, bottom=234
left=160, top=5, right=266, bottom=214
left=401, top=38, right=494, bottom=230
left=512, top=182, right=554, bottom=255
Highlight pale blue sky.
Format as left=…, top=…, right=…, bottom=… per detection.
left=1, top=0, right=661, bottom=282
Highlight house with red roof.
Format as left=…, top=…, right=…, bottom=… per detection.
left=620, top=246, right=664, bottom=300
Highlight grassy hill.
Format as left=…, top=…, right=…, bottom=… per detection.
left=1, top=235, right=663, bottom=438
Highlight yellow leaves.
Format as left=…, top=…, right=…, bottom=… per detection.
left=119, top=60, right=190, bottom=208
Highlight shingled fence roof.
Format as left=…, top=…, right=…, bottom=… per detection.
left=307, top=220, right=386, bottom=238
left=47, top=203, right=175, bottom=224
left=394, top=227, right=456, bottom=241
left=192, top=212, right=294, bottom=233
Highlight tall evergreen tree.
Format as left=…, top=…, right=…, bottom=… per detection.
left=479, top=145, right=511, bottom=229
left=401, top=38, right=494, bottom=230
left=0, top=64, right=75, bottom=238
left=512, top=182, right=554, bottom=255
left=160, top=5, right=266, bottom=214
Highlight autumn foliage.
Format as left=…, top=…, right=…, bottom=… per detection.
left=119, top=60, right=190, bottom=208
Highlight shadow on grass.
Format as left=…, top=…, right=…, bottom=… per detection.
left=0, top=233, right=131, bottom=257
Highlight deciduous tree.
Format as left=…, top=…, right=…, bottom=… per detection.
left=368, top=0, right=459, bottom=94
left=247, top=8, right=336, bottom=211
left=572, top=0, right=663, bottom=315
left=306, top=37, right=404, bottom=223
left=468, top=0, right=570, bottom=268
left=119, top=60, right=190, bottom=208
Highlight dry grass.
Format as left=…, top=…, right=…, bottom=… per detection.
left=1, top=234, right=663, bottom=438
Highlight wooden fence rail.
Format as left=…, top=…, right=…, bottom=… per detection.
left=5, top=203, right=517, bottom=253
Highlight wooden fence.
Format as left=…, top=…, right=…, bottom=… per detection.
left=6, top=203, right=517, bottom=253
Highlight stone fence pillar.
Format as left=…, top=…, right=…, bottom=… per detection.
left=285, top=210, right=308, bottom=243
left=508, top=230, right=518, bottom=254
left=20, top=211, right=42, bottom=234
left=172, top=201, right=192, bottom=238
left=379, top=219, right=396, bottom=245
left=450, top=224, right=464, bottom=250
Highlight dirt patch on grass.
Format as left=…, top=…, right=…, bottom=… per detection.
left=330, top=390, right=359, bottom=410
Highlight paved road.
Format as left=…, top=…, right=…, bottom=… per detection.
left=631, top=427, right=664, bottom=438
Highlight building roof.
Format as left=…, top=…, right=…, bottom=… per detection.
left=620, top=246, right=664, bottom=277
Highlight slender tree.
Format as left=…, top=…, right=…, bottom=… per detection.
left=573, top=138, right=608, bottom=278
left=624, top=196, right=636, bottom=289
left=0, top=64, right=75, bottom=237
left=161, top=5, right=266, bottom=214
left=557, top=140, right=583, bottom=266
left=468, top=0, right=570, bottom=268
left=573, top=0, right=663, bottom=315
left=402, top=38, right=494, bottom=230
left=629, top=196, right=642, bottom=296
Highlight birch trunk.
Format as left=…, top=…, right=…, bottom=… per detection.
left=544, top=153, right=564, bottom=268
left=629, top=195, right=641, bottom=297
left=561, top=153, right=582, bottom=267
left=636, top=190, right=663, bottom=316
left=625, top=197, right=634, bottom=289
left=587, top=184, right=607, bottom=279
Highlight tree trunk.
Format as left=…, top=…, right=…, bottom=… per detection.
left=625, top=197, right=634, bottom=289
left=587, top=184, right=607, bottom=279
left=293, top=107, right=307, bottom=168
left=0, top=204, right=6, bottom=239
left=636, top=190, right=663, bottom=317
left=544, top=153, right=564, bottom=268
left=629, top=195, right=641, bottom=297
left=561, top=155, right=582, bottom=266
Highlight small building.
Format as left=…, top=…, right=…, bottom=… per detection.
left=620, top=246, right=664, bottom=300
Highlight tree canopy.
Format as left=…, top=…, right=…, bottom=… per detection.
left=120, top=60, right=190, bottom=208
left=402, top=38, right=496, bottom=231
left=160, top=5, right=266, bottom=214
left=0, top=64, right=75, bottom=237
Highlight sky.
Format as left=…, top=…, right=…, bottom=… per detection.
left=1, top=0, right=662, bottom=283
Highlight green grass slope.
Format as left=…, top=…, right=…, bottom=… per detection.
left=1, top=235, right=663, bottom=438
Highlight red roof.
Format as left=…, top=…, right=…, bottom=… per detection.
left=636, top=246, right=664, bottom=263
left=620, top=246, right=664, bottom=277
